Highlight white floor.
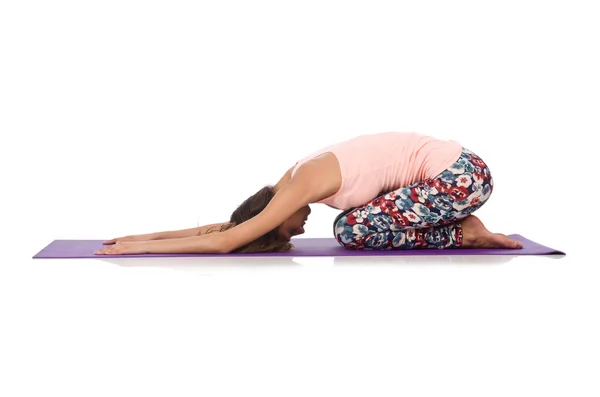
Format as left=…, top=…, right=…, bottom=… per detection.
left=3, top=244, right=597, bottom=397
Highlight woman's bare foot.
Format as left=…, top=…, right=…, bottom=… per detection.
left=460, top=215, right=523, bottom=249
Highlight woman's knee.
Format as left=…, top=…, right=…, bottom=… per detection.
left=333, top=213, right=351, bottom=243
left=333, top=212, right=368, bottom=249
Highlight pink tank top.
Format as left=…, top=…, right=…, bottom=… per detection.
left=291, top=132, right=463, bottom=210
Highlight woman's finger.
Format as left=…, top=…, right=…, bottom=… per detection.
left=96, top=246, right=114, bottom=254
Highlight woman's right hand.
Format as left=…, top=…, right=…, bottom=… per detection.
left=103, top=234, right=156, bottom=245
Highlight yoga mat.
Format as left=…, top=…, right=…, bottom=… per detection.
left=33, top=234, right=564, bottom=258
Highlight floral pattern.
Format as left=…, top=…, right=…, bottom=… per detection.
left=333, top=148, right=493, bottom=249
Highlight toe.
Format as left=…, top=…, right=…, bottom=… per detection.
left=508, top=239, right=522, bottom=249
left=514, top=241, right=523, bottom=249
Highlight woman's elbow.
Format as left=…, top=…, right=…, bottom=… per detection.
left=218, top=244, right=233, bottom=254
left=215, top=234, right=236, bottom=254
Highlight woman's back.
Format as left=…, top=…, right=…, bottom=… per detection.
left=291, top=132, right=463, bottom=210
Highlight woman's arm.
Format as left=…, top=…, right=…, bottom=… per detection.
left=96, top=156, right=341, bottom=255
left=136, top=233, right=229, bottom=254
left=103, top=223, right=227, bottom=245
left=153, top=223, right=227, bottom=240
left=220, top=157, right=341, bottom=253
left=122, top=182, right=314, bottom=255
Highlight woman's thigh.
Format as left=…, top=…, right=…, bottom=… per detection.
left=333, top=147, right=494, bottom=241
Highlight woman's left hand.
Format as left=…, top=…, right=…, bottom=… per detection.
left=94, top=241, right=147, bottom=255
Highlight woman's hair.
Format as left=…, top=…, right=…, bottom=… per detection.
left=199, top=185, right=293, bottom=253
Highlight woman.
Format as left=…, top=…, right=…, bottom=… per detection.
left=95, top=131, right=523, bottom=255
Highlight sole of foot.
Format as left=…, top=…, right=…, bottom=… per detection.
left=461, top=215, right=523, bottom=249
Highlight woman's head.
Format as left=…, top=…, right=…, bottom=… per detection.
left=207, top=185, right=311, bottom=253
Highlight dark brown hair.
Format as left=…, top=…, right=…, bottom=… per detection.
left=201, top=185, right=293, bottom=253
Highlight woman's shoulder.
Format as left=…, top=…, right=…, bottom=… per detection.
left=274, top=153, right=342, bottom=201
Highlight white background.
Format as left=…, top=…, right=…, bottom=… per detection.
left=1, top=1, right=598, bottom=396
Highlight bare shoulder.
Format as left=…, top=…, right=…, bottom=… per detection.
left=273, top=165, right=296, bottom=192
left=291, top=152, right=342, bottom=201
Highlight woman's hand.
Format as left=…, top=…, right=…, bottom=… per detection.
left=94, top=241, right=148, bottom=255
left=103, top=234, right=156, bottom=245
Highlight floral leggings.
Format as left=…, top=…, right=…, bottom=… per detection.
left=333, top=148, right=493, bottom=249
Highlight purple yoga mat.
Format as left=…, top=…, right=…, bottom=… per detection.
left=33, top=234, right=564, bottom=258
